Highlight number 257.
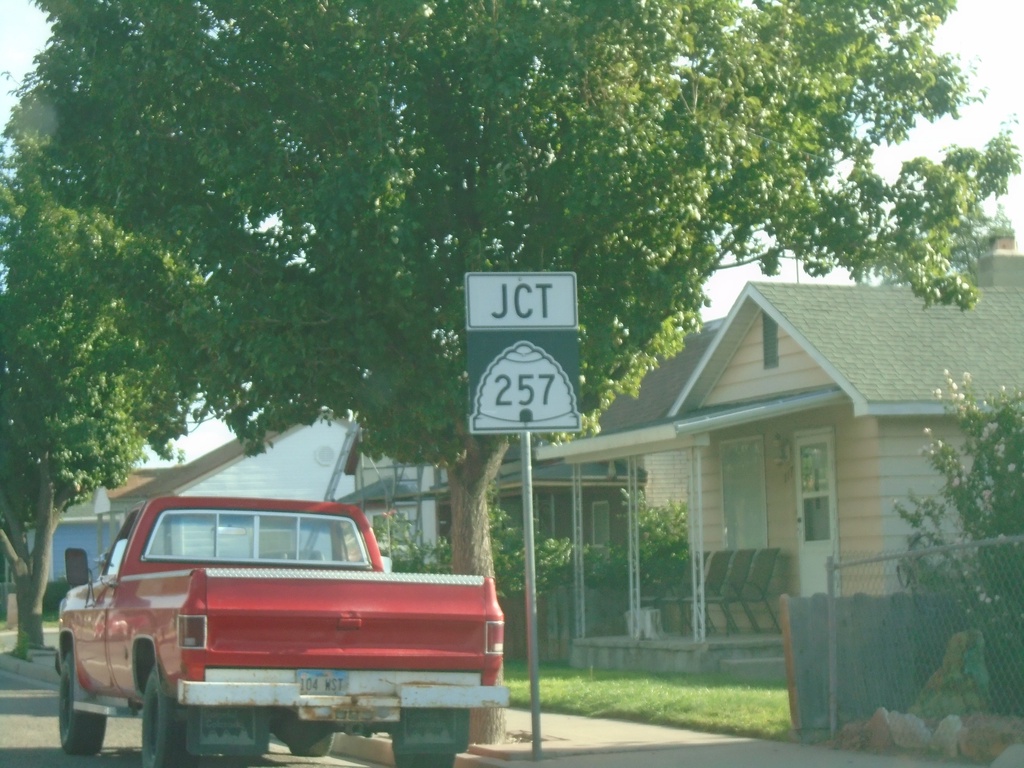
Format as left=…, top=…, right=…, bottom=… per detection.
left=495, top=373, right=554, bottom=406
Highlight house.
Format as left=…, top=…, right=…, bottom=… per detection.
left=540, top=239, right=1024, bottom=637
left=48, top=418, right=356, bottom=580
left=337, top=426, right=642, bottom=551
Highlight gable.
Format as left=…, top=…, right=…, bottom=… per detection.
left=677, top=282, right=1024, bottom=418
left=703, top=311, right=834, bottom=407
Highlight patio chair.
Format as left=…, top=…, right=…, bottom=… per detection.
left=737, top=547, right=781, bottom=632
left=682, top=549, right=746, bottom=634
left=705, top=548, right=755, bottom=634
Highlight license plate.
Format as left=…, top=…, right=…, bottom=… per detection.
left=297, top=669, right=348, bottom=695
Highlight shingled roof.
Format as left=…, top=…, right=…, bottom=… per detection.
left=107, top=438, right=248, bottom=502
left=598, top=319, right=722, bottom=433
left=755, top=283, right=1023, bottom=404
left=676, top=282, right=1024, bottom=416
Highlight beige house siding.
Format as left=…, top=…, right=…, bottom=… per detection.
left=877, top=416, right=960, bottom=547
left=704, top=313, right=834, bottom=407
left=641, top=450, right=690, bottom=507
left=692, top=402, right=873, bottom=598
left=834, top=414, right=884, bottom=558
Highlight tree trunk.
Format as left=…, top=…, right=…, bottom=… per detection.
left=15, top=571, right=47, bottom=650
left=447, top=433, right=509, bottom=746
left=16, top=505, right=56, bottom=650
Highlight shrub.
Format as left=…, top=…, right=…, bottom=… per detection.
left=896, top=373, right=1024, bottom=715
left=583, top=494, right=690, bottom=598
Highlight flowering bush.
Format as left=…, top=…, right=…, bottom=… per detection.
left=899, top=372, right=1024, bottom=541
left=929, top=374, right=1024, bottom=540
left=896, top=373, right=1024, bottom=715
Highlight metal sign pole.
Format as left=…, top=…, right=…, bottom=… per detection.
left=520, top=431, right=542, bottom=760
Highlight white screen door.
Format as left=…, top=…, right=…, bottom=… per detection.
left=795, top=430, right=837, bottom=595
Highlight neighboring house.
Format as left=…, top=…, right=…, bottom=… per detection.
left=49, top=418, right=356, bottom=580
left=338, top=426, right=644, bottom=550
left=336, top=424, right=443, bottom=543
left=540, top=239, right=1024, bottom=611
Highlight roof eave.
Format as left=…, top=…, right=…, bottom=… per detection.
left=859, top=401, right=946, bottom=417
left=674, top=387, right=848, bottom=437
left=535, top=422, right=691, bottom=464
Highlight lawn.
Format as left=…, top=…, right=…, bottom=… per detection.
left=503, top=661, right=793, bottom=741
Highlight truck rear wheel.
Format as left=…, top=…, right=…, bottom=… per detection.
left=58, top=650, right=107, bottom=755
left=141, top=667, right=194, bottom=768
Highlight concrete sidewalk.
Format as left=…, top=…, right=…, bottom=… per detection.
left=1, top=629, right=1016, bottom=768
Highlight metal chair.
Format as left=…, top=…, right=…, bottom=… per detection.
left=737, top=547, right=781, bottom=632
left=705, top=548, right=755, bottom=634
left=682, top=549, right=743, bottom=634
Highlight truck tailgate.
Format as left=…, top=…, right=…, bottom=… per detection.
left=199, top=568, right=498, bottom=671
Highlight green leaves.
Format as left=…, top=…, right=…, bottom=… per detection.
left=0, top=143, right=198, bottom=523
left=8, top=1, right=1020, bottom=599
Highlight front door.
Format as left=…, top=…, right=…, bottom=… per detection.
left=795, top=430, right=838, bottom=595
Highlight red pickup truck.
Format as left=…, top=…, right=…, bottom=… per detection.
left=57, top=496, right=508, bottom=768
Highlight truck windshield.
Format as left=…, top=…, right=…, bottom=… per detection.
left=144, top=509, right=370, bottom=567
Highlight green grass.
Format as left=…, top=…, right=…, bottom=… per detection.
left=503, top=662, right=792, bottom=741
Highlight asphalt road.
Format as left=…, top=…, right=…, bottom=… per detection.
left=0, top=667, right=384, bottom=768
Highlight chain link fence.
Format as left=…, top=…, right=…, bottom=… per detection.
left=825, top=534, right=1024, bottom=734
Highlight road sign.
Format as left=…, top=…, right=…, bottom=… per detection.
left=465, top=272, right=577, bottom=330
left=469, top=339, right=580, bottom=433
left=465, top=272, right=580, bottom=434
left=464, top=272, right=580, bottom=759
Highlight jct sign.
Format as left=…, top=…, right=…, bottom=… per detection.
left=465, top=273, right=578, bottom=330
left=465, top=273, right=580, bottom=434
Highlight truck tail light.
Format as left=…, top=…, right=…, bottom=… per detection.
left=485, top=621, right=504, bottom=655
left=178, top=615, right=208, bottom=649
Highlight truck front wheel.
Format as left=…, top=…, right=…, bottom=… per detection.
left=141, top=668, right=194, bottom=768
left=58, top=650, right=106, bottom=755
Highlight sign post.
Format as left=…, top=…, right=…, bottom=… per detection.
left=465, top=272, right=580, bottom=760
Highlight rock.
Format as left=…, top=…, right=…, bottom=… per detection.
left=959, top=716, right=1024, bottom=764
left=864, top=708, right=894, bottom=752
left=885, top=710, right=931, bottom=751
left=911, top=629, right=990, bottom=719
left=929, top=715, right=962, bottom=758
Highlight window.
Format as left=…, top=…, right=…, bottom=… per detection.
left=799, top=440, right=833, bottom=542
left=145, top=509, right=370, bottom=567
left=720, top=437, right=768, bottom=549
left=763, top=315, right=779, bottom=369
left=590, top=501, right=610, bottom=547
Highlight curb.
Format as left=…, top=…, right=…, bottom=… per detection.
left=0, top=648, right=59, bottom=687
left=331, top=733, right=520, bottom=767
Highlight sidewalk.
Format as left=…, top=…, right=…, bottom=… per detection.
left=1, top=629, right=1016, bottom=768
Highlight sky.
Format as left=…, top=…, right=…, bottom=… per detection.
left=2, top=0, right=1021, bottom=460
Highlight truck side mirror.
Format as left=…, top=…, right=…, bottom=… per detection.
left=65, top=548, right=91, bottom=587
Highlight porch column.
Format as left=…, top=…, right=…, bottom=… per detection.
left=626, top=456, right=641, bottom=640
left=571, top=462, right=586, bottom=638
left=689, top=439, right=708, bottom=642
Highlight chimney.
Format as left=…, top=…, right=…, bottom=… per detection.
left=977, top=237, right=1024, bottom=288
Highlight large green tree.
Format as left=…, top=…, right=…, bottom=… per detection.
left=0, top=141, right=199, bottom=648
left=16, top=0, right=1019, bottom=740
